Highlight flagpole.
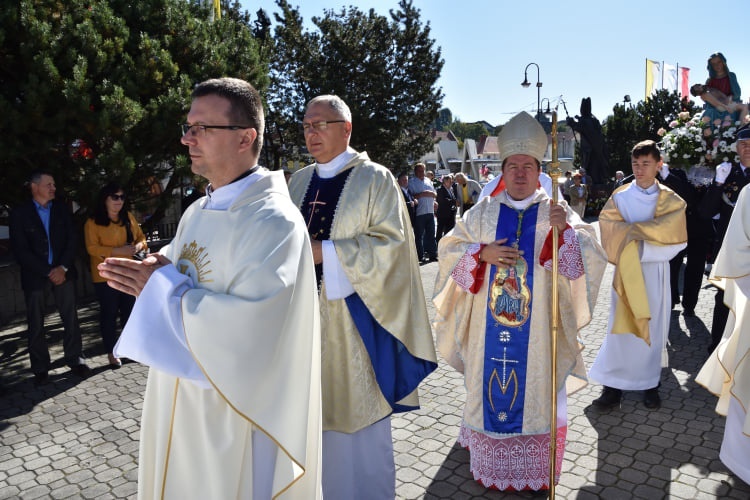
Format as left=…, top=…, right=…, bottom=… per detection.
left=661, top=60, right=665, bottom=90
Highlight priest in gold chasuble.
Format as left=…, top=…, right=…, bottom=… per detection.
left=434, top=112, right=607, bottom=493
left=288, top=95, right=437, bottom=500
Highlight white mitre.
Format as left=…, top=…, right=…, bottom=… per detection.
left=498, top=111, right=548, bottom=163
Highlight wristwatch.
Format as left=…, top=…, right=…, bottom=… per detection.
left=61, top=265, right=68, bottom=273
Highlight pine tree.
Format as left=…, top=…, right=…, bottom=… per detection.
left=0, top=0, right=268, bottom=227
left=267, top=0, right=444, bottom=171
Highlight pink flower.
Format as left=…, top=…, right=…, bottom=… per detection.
left=669, top=120, right=678, bottom=128
left=713, top=119, right=722, bottom=127
left=657, top=128, right=666, bottom=137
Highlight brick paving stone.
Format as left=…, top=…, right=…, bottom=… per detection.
left=50, top=484, right=81, bottom=499
left=21, top=484, right=52, bottom=499
left=2, top=251, right=750, bottom=499
left=36, top=469, right=65, bottom=485
left=0, top=486, right=21, bottom=498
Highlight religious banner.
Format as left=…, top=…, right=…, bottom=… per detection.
left=645, top=59, right=661, bottom=98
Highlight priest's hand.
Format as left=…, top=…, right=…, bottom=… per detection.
left=480, top=238, right=521, bottom=267
left=98, top=254, right=170, bottom=297
left=549, top=200, right=568, bottom=232
left=310, top=239, right=323, bottom=265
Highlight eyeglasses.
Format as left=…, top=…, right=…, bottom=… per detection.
left=109, top=194, right=126, bottom=201
left=180, top=123, right=252, bottom=137
left=300, top=120, right=346, bottom=133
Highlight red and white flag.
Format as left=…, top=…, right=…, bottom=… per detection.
left=680, top=67, right=690, bottom=97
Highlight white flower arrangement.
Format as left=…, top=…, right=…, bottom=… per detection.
left=659, top=112, right=741, bottom=169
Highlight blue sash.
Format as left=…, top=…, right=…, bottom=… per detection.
left=346, top=294, right=437, bottom=413
left=482, top=203, right=539, bottom=433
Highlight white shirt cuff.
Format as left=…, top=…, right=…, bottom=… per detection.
left=322, top=240, right=355, bottom=300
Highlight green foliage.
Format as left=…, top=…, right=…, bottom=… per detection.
left=602, top=103, right=638, bottom=175
left=267, top=0, right=444, bottom=171
left=0, top=0, right=268, bottom=227
left=634, top=89, right=698, bottom=141
left=603, top=90, right=699, bottom=176
left=444, top=120, right=489, bottom=142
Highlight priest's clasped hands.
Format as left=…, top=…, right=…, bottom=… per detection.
left=98, top=254, right=171, bottom=297
left=479, top=200, right=567, bottom=267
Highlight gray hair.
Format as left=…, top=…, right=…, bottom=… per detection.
left=307, top=95, right=352, bottom=122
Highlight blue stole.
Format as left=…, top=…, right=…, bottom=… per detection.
left=346, top=294, right=437, bottom=413
left=483, top=202, right=539, bottom=433
left=302, top=167, right=437, bottom=413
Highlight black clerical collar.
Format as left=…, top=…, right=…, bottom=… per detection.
left=230, top=166, right=260, bottom=184
left=206, top=166, right=260, bottom=197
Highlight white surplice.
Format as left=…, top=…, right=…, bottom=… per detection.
left=115, top=170, right=322, bottom=499
left=696, top=184, right=750, bottom=484
left=589, top=183, right=686, bottom=390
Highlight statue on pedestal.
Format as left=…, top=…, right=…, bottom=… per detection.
left=566, top=97, right=609, bottom=186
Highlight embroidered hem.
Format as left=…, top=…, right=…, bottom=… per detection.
left=541, top=226, right=584, bottom=279
left=452, top=243, right=481, bottom=292
left=458, top=423, right=566, bottom=491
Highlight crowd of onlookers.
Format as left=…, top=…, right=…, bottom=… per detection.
left=399, top=163, right=601, bottom=263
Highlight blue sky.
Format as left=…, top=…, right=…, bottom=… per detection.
left=239, top=0, right=750, bottom=126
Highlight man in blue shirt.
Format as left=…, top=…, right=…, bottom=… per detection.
left=9, top=171, right=90, bottom=385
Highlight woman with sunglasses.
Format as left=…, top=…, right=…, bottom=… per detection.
left=84, top=182, right=147, bottom=368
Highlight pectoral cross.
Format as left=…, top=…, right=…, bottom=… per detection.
left=490, top=347, right=518, bottom=387
left=306, top=189, right=327, bottom=230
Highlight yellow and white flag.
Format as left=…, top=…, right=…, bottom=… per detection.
left=645, top=59, right=661, bottom=98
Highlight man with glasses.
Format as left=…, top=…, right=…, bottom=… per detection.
left=288, top=95, right=437, bottom=499
left=9, top=170, right=91, bottom=385
left=98, top=78, right=322, bottom=499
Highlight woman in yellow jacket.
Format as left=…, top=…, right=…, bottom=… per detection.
left=84, top=182, right=147, bottom=368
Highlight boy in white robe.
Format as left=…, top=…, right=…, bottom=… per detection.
left=589, top=140, right=687, bottom=410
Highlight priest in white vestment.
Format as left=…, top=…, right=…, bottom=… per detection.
left=589, top=140, right=687, bottom=410
left=288, top=95, right=438, bottom=500
left=697, top=183, right=750, bottom=484
left=99, top=78, right=322, bottom=499
left=434, top=112, right=607, bottom=493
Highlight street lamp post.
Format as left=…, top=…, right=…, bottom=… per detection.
left=521, top=62, right=542, bottom=122
left=541, top=98, right=552, bottom=115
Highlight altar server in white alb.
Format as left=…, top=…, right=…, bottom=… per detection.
left=288, top=95, right=437, bottom=500
left=697, top=183, right=750, bottom=485
left=98, top=78, right=322, bottom=499
left=589, top=140, right=687, bottom=410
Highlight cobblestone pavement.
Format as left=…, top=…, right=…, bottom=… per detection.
left=2, top=229, right=750, bottom=499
